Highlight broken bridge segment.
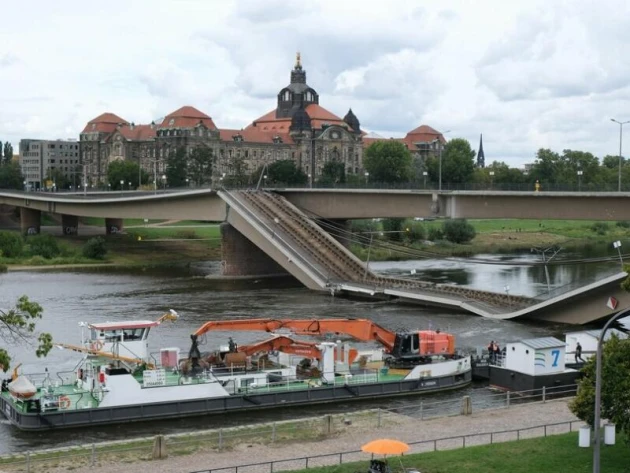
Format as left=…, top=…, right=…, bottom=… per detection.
left=216, top=190, right=528, bottom=316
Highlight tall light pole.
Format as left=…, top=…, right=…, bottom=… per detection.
left=592, top=306, right=630, bottom=473
left=578, top=169, right=583, bottom=191
left=433, top=129, right=450, bottom=191
left=611, top=118, right=629, bottom=192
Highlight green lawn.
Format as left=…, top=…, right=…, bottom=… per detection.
left=125, top=226, right=221, bottom=241
left=297, top=433, right=629, bottom=473
left=80, top=217, right=166, bottom=226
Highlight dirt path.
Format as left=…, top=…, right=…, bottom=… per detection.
left=43, top=400, right=578, bottom=473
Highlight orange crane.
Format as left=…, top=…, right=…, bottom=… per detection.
left=237, top=335, right=358, bottom=364
left=193, top=318, right=455, bottom=366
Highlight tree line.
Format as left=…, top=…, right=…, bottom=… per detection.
left=362, top=139, right=630, bottom=190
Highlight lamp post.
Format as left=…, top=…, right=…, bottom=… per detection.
left=611, top=118, right=629, bottom=192
left=422, top=171, right=428, bottom=189
left=161, top=174, right=166, bottom=190
left=23, top=180, right=26, bottom=192
left=108, top=183, right=111, bottom=192
left=120, top=179, right=124, bottom=195
left=364, top=171, right=369, bottom=186
left=613, top=240, right=623, bottom=269
left=578, top=170, right=583, bottom=191
left=592, top=306, right=630, bottom=473
left=186, top=178, right=189, bottom=188
left=489, top=171, right=495, bottom=189
left=308, top=174, right=312, bottom=189
left=433, top=129, right=450, bottom=191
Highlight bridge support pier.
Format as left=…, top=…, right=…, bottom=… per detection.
left=105, top=218, right=124, bottom=235
left=61, top=215, right=79, bottom=236
left=220, top=222, right=285, bottom=277
left=20, top=207, right=41, bottom=235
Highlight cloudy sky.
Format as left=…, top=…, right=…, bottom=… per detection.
left=1, top=0, right=629, bottom=166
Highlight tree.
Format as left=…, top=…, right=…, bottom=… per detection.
left=363, top=141, right=413, bottom=184
left=165, top=147, right=188, bottom=188
left=46, top=167, right=70, bottom=190
left=319, top=160, right=346, bottom=185
left=569, top=335, right=630, bottom=441
left=188, top=146, right=214, bottom=186
left=267, top=159, right=308, bottom=186
left=442, top=219, right=476, bottom=244
left=426, top=138, right=475, bottom=186
left=107, top=160, right=146, bottom=190
left=3, top=142, right=13, bottom=164
left=223, top=156, right=249, bottom=187
left=0, top=296, right=53, bottom=372
left=0, top=161, right=24, bottom=189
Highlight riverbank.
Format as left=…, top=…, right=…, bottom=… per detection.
left=1, top=217, right=628, bottom=269
left=14, top=400, right=577, bottom=473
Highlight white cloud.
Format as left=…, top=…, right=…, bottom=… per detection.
left=0, top=0, right=629, bottom=167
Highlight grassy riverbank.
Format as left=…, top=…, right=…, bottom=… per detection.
left=2, top=217, right=629, bottom=269
left=352, top=218, right=630, bottom=261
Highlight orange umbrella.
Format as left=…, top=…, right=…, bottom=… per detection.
left=361, top=439, right=409, bottom=455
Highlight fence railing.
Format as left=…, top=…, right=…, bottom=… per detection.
left=0, top=384, right=578, bottom=472
left=191, top=419, right=583, bottom=473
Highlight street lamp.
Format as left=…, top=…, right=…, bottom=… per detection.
left=610, top=118, right=629, bottom=192
left=592, top=306, right=630, bottom=473
left=364, top=171, right=369, bottom=186
left=613, top=240, right=623, bottom=269
left=120, top=179, right=124, bottom=195
left=489, top=171, right=495, bottom=189
left=186, top=178, right=189, bottom=188
left=578, top=170, right=583, bottom=191
left=308, top=174, right=312, bottom=189
left=108, top=183, right=111, bottom=192
left=263, top=174, right=267, bottom=187
left=422, top=171, right=428, bottom=188
left=23, top=180, right=26, bottom=192
left=433, top=129, right=450, bottom=191
left=161, top=174, right=166, bottom=190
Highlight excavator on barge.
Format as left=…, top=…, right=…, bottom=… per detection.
left=192, top=318, right=456, bottom=369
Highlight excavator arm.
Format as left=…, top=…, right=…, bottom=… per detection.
left=238, top=335, right=358, bottom=364
left=194, top=318, right=397, bottom=352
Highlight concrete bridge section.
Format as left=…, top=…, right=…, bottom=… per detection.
left=0, top=188, right=628, bottom=324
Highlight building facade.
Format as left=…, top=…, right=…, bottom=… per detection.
left=19, top=139, right=80, bottom=190
left=79, top=54, right=444, bottom=186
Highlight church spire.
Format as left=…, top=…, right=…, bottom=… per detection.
left=477, top=134, right=485, bottom=168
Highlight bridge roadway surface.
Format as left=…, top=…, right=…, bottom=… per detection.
left=1, top=188, right=628, bottom=324
left=56, top=400, right=577, bottom=473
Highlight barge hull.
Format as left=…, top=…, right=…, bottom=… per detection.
left=1, top=372, right=471, bottom=431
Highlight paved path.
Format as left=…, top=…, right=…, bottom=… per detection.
left=44, top=400, right=578, bottom=473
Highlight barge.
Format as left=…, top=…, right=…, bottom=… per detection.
left=1, top=313, right=472, bottom=431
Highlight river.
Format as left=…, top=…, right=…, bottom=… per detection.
left=0, top=253, right=624, bottom=453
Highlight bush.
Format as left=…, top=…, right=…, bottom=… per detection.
left=82, top=237, right=107, bottom=260
left=349, top=220, right=378, bottom=247
left=174, top=230, right=198, bottom=240
left=0, top=231, right=24, bottom=258
left=0, top=264, right=7, bottom=273
left=404, top=220, right=426, bottom=243
left=382, top=218, right=405, bottom=242
left=427, top=226, right=444, bottom=241
left=26, top=234, right=60, bottom=259
left=591, top=222, right=609, bottom=235
left=616, top=221, right=630, bottom=229
left=442, top=219, right=476, bottom=244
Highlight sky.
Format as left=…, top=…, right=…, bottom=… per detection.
left=1, top=0, right=630, bottom=167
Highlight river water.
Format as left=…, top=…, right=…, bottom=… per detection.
left=0, top=253, right=624, bottom=453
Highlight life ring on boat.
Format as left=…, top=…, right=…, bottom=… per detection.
left=90, top=341, right=104, bottom=351
left=58, top=395, right=71, bottom=409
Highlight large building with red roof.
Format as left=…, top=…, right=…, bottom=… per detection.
left=79, top=54, right=444, bottom=186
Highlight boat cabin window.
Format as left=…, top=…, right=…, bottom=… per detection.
left=122, top=328, right=147, bottom=340
left=91, top=327, right=149, bottom=341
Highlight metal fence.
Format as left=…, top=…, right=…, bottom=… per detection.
left=191, top=419, right=583, bottom=473
left=0, top=384, right=578, bottom=472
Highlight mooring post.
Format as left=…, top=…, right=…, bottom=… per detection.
left=219, top=429, right=223, bottom=451
left=377, top=408, right=382, bottom=428
left=272, top=423, right=277, bottom=442
left=91, top=443, right=96, bottom=466
left=26, top=452, right=30, bottom=473
left=506, top=391, right=511, bottom=407
left=542, top=386, right=546, bottom=403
